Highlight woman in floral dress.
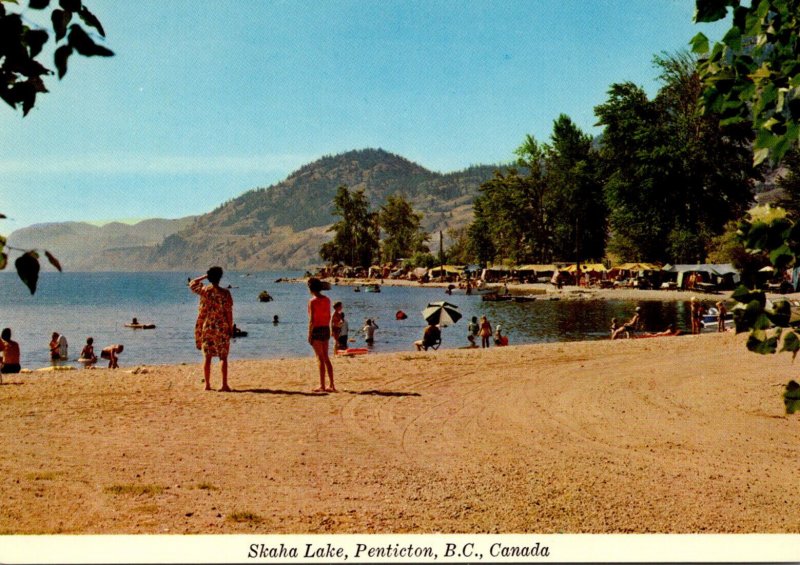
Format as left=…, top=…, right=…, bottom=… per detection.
left=190, top=266, right=234, bottom=391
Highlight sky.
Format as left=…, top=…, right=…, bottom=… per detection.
left=0, top=0, right=730, bottom=230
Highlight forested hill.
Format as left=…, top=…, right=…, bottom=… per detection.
left=147, top=148, right=499, bottom=270
left=11, top=149, right=501, bottom=271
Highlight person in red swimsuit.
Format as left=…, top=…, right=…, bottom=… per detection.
left=307, top=277, right=335, bottom=392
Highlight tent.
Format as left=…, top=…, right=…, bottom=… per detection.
left=661, top=263, right=740, bottom=288
left=613, top=262, right=661, bottom=272
left=564, top=263, right=607, bottom=272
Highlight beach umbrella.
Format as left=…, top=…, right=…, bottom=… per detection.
left=422, top=301, right=462, bottom=327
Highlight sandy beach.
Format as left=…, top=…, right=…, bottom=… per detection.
left=1, top=330, right=798, bottom=535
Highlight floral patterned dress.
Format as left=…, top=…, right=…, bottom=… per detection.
left=190, top=281, right=233, bottom=358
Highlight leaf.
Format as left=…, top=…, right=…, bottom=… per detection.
left=58, top=0, right=81, bottom=11
left=694, top=0, right=735, bottom=23
left=765, top=299, right=792, bottom=327
left=0, top=253, right=6, bottom=271
left=15, top=251, right=40, bottom=294
left=78, top=5, right=104, bottom=36
left=28, top=0, right=50, bottom=8
left=746, top=328, right=780, bottom=355
left=67, top=24, right=113, bottom=57
left=784, top=380, right=800, bottom=414
left=690, top=32, right=709, bottom=54
left=44, top=250, right=62, bottom=272
left=54, top=44, right=71, bottom=78
left=25, top=28, right=49, bottom=58
left=0, top=213, right=6, bottom=219
left=780, top=331, right=800, bottom=360
left=731, top=285, right=765, bottom=306
left=51, top=8, right=70, bottom=41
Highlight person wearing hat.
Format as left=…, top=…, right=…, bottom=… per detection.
left=612, top=306, right=641, bottom=340
left=494, top=324, right=509, bottom=347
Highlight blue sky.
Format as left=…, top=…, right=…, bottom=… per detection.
left=0, top=0, right=729, bottom=230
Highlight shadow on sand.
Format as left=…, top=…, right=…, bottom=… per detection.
left=233, top=388, right=421, bottom=397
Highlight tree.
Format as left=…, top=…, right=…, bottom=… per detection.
left=444, top=226, right=473, bottom=265
left=1, top=0, right=111, bottom=293
left=544, top=115, right=606, bottom=262
left=378, top=194, right=429, bottom=263
left=595, top=53, right=755, bottom=263
left=692, top=0, right=800, bottom=165
left=319, top=185, right=379, bottom=268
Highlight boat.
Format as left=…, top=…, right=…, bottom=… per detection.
left=125, top=323, right=156, bottom=329
left=232, top=329, right=248, bottom=338
left=364, top=284, right=381, bottom=293
left=701, top=307, right=733, bottom=329
left=481, top=292, right=514, bottom=302
left=258, top=290, right=273, bottom=302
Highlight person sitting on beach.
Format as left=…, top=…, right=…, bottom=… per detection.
left=414, top=320, right=441, bottom=351
left=0, top=328, right=21, bottom=376
left=49, top=332, right=68, bottom=361
left=100, top=344, right=124, bottom=369
left=611, top=307, right=641, bottom=340
left=610, top=317, right=620, bottom=338
left=78, top=337, right=98, bottom=368
left=494, top=325, right=509, bottom=346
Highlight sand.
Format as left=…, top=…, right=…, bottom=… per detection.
left=1, top=330, right=798, bottom=535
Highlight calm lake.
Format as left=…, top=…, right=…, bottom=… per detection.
left=0, top=271, right=697, bottom=369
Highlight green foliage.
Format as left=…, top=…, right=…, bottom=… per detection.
left=784, top=380, right=800, bottom=414
left=0, top=0, right=112, bottom=115
left=378, top=194, right=429, bottom=263
left=319, top=185, right=379, bottom=268
left=404, top=251, right=437, bottom=269
left=693, top=0, right=800, bottom=165
left=444, top=226, right=473, bottom=265
left=732, top=204, right=800, bottom=413
left=595, top=53, right=754, bottom=262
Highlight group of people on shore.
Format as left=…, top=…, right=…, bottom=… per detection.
left=0, top=328, right=123, bottom=377
left=330, top=302, right=380, bottom=352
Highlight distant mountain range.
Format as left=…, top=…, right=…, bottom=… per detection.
left=8, top=148, right=502, bottom=271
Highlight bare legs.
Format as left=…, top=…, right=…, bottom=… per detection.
left=203, top=353, right=230, bottom=392
left=311, top=339, right=335, bottom=392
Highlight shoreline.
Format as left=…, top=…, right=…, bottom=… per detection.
left=1, top=332, right=798, bottom=534
left=287, top=276, right=800, bottom=304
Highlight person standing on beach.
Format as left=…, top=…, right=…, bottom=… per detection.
left=190, top=266, right=234, bottom=392
left=0, top=328, right=21, bottom=376
left=716, top=300, right=727, bottom=333
left=690, top=297, right=704, bottom=334
left=331, top=301, right=344, bottom=352
left=479, top=315, right=492, bottom=348
left=338, top=313, right=349, bottom=352
left=307, top=277, right=335, bottom=392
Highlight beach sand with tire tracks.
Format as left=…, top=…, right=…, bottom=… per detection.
left=0, top=330, right=798, bottom=534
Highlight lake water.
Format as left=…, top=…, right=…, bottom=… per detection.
left=0, top=271, right=696, bottom=369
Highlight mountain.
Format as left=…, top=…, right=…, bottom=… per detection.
left=7, top=218, right=197, bottom=272
left=10, top=149, right=501, bottom=271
